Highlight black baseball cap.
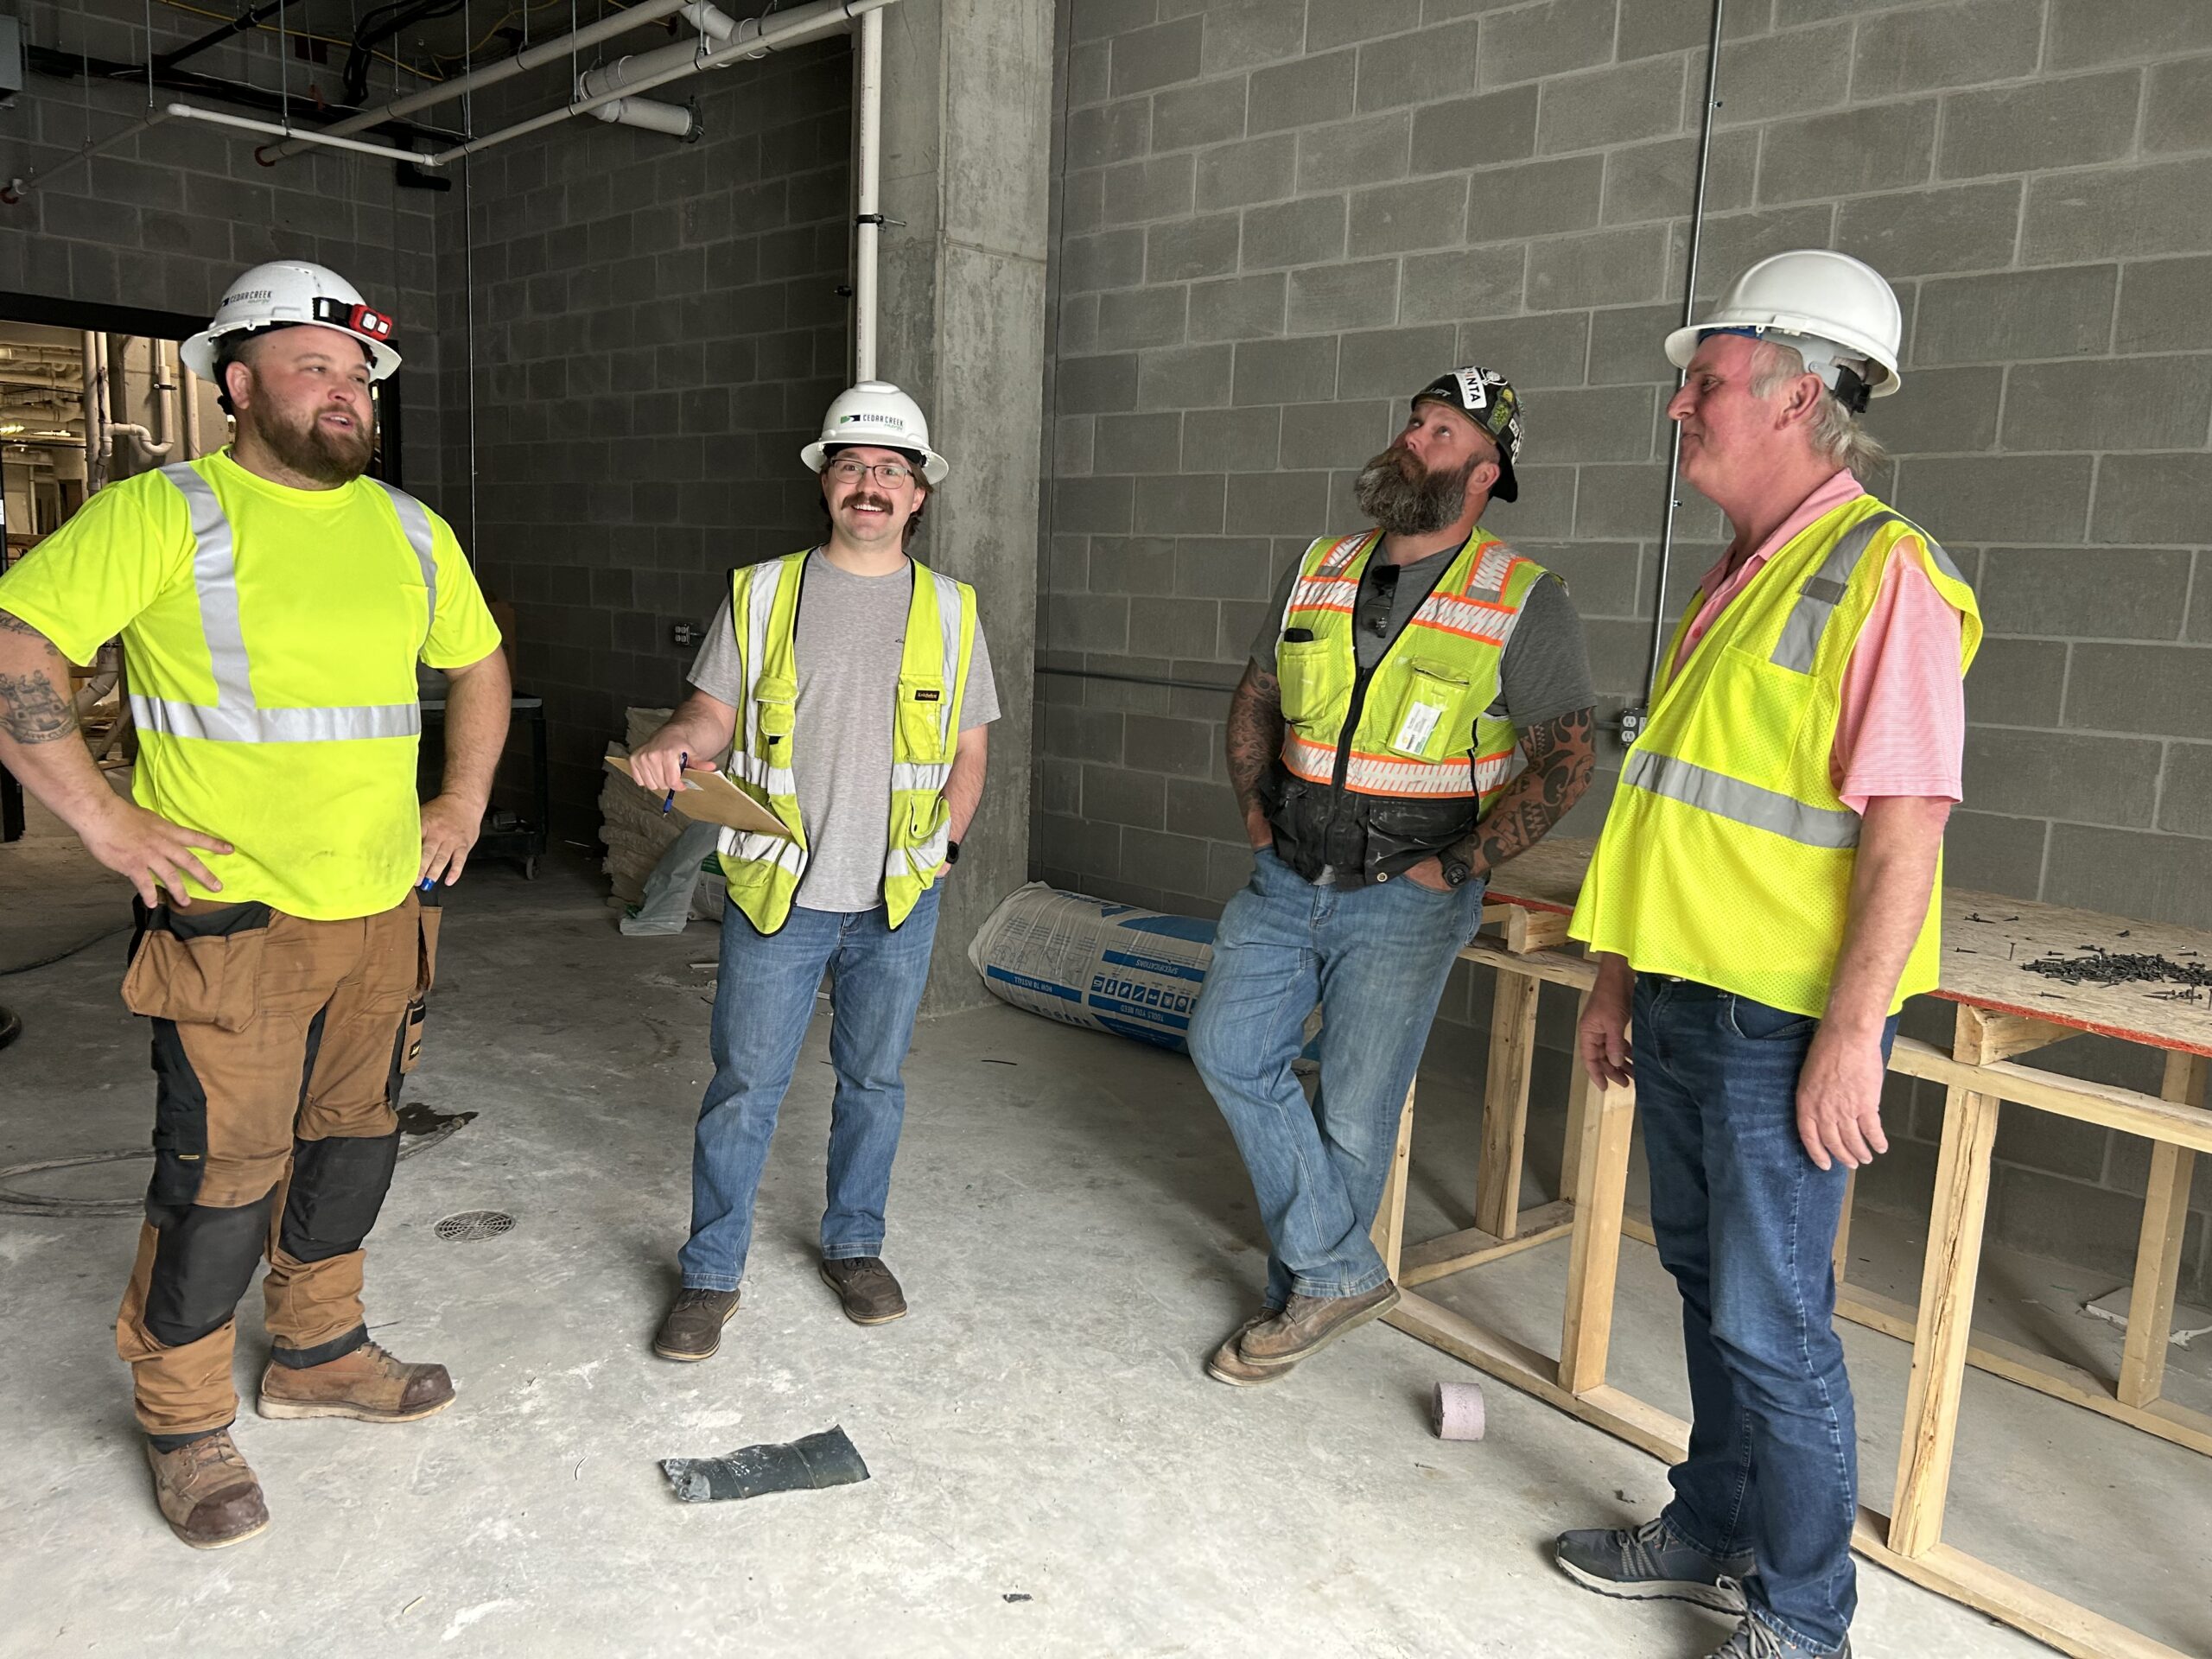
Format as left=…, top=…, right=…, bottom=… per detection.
left=1411, top=365, right=1523, bottom=502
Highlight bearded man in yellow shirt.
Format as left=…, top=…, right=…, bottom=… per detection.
left=0, top=262, right=509, bottom=1550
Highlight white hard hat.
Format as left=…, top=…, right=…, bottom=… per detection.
left=1665, top=248, right=1904, bottom=402
left=181, top=260, right=402, bottom=384
left=801, top=380, right=948, bottom=484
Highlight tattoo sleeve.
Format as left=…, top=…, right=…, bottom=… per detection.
left=0, top=610, right=79, bottom=745
left=1454, top=706, right=1595, bottom=877
left=1224, top=662, right=1284, bottom=834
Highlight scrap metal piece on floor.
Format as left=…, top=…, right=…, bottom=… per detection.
left=660, top=1425, right=870, bottom=1503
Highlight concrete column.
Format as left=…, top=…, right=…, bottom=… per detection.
left=874, top=0, right=1053, bottom=1012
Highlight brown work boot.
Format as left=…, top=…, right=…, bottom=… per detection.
left=257, top=1339, right=454, bottom=1422
left=145, top=1430, right=270, bottom=1550
left=819, top=1256, right=906, bottom=1325
left=1235, top=1282, right=1402, bottom=1373
left=653, top=1287, right=742, bottom=1362
left=1204, top=1305, right=1287, bottom=1387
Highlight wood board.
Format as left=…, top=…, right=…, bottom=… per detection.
left=1480, top=837, right=2212, bottom=1058
left=603, top=753, right=792, bottom=840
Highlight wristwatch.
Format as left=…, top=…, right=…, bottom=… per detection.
left=1440, top=854, right=1473, bottom=889
left=944, top=839, right=961, bottom=866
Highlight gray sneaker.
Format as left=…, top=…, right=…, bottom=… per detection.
left=1706, top=1615, right=1850, bottom=1658
left=1554, top=1514, right=1753, bottom=1613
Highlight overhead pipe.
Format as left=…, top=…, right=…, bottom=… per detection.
left=424, top=0, right=895, bottom=169
left=588, top=92, right=701, bottom=140
left=257, top=0, right=697, bottom=163
left=853, top=3, right=883, bottom=380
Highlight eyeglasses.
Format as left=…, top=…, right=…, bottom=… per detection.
left=825, top=459, right=916, bottom=486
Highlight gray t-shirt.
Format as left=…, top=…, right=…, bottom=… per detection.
left=1249, top=543, right=1594, bottom=732
left=690, top=552, right=1000, bottom=913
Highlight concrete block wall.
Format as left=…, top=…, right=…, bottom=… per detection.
left=433, top=41, right=855, bottom=828
left=1036, top=0, right=2212, bottom=1297
left=0, top=1, right=445, bottom=496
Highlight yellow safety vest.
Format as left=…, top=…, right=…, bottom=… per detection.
left=716, top=550, right=977, bottom=934
left=1571, top=497, right=1982, bottom=1017
left=1274, top=528, right=1549, bottom=810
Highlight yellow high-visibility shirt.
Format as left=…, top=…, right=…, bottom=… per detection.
left=0, top=448, right=503, bottom=919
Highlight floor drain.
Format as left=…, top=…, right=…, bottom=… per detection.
left=434, top=1210, right=514, bottom=1242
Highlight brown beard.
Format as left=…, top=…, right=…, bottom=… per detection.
left=1354, top=444, right=1478, bottom=536
left=245, top=382, right=374, bottom=486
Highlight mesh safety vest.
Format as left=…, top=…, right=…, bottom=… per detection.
left=1570, top=497, right=1982, bottom=1016
left=1274, top=528, right=1548, bottom=810
left=715, top=550, right=977, bottom=934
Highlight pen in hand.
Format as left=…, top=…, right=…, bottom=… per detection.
left=663, top=752, right=687, bottom=815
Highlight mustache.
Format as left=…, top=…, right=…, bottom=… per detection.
left=845, top=495, right=893, bottom=513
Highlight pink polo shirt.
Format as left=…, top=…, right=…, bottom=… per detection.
left=1673, top=470, right=1964, bottom=813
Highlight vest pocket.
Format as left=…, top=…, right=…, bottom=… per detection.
left=1276, top=638, right=1342, bottom=728
left=1381, top=662, right=1474, bottom=760
left=897, top=673, right=949, bottom=761
left=753, top=674, right=797, bottom=757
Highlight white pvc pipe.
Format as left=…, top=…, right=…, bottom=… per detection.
left=79, top=332, right=100, bottom=492
left=853, top=3, right=882, bottom=380
left=679, top=3, right=742, bottom=41
left=589, top=94, right=697, bottom=139
left=181, top=363, right=203, bottom=461
left=167, top=102, right=428, bottom=165
left=257, top=0, right=696, bottom=163
left=426, top=0, right=893, bottom=168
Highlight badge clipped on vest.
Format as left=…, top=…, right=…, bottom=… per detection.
left=1393, top=702, right=1446, bottom=753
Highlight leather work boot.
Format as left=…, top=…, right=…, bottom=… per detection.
left=1234, top=1282, right=1402, bottom=1373
left=653, top=1287, right=742, bottom=1362
left=257, top=1339, right=454, bottom=1422
left=145, top=1430, right=270, bottom=1549
left=1204, top=1305, right=1287, bottom=1387
left=819, top=1256, right=907, bottom=1325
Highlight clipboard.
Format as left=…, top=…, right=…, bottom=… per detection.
left=605, top=753, right=794, bottom=840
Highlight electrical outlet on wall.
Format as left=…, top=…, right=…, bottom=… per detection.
left=672, top=621, right=697, bottom=647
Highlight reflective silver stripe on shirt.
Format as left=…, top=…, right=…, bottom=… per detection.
left=736, top=557, right=785, bottom=791
left=370, top=479, right=438, bottom=647
left=1769, top=510, right=1955, bottom=674
left=140, top=463, right=426, bottom=743
left=130, top=696, right=420, bottom=741
left=1624, top=747, right=1861, bottom=850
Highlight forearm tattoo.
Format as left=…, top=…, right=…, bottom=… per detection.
left=1225, top=664, right=1285, bottom=821
left=0, top=670, right=79, bottom=743
left=0, top=611, right=79, bottom=745
left=1458, top=706, right=1596, bottom=875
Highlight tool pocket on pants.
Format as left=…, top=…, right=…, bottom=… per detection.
left=121, top=902, right=274, bottom=1033
left=398, top=893, right=442, bottom=1077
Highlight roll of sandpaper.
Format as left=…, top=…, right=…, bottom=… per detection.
left=1432, top=1380, right=1485, bottom=1441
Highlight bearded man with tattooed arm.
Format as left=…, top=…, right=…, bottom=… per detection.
left=1186, top=366, right=1596, bottom=1386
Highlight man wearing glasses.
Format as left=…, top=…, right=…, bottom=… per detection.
left=628, top=382, right=998, bottom=1360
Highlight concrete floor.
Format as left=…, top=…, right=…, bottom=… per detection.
left=1, top=811, right=2205, bottom=1658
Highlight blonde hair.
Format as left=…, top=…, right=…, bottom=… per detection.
left=1750, top=340, right=1888, bottom=477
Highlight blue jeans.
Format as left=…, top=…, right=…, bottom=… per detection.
left=1634, top=974, right=1899, bottom=1654
left=677, top=886, right=941, bottom=1291
left=1188, top=847, right=1485, bottom=1306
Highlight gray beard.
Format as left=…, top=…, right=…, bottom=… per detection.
left=1355, top=448, right=1475, bottom=536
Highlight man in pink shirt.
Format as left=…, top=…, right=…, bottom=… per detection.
left=1556, top=251, right=1983, bottom=1659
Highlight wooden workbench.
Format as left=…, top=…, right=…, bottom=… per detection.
left=1373, top=837, right=2210, bottom=1659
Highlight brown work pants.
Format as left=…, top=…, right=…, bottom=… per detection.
left=112, top=891, right=437, bottom=1435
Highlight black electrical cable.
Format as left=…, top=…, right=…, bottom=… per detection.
left=343, top=0, right=468, bottom=106
left=0, top=920, right=133, bottom=978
